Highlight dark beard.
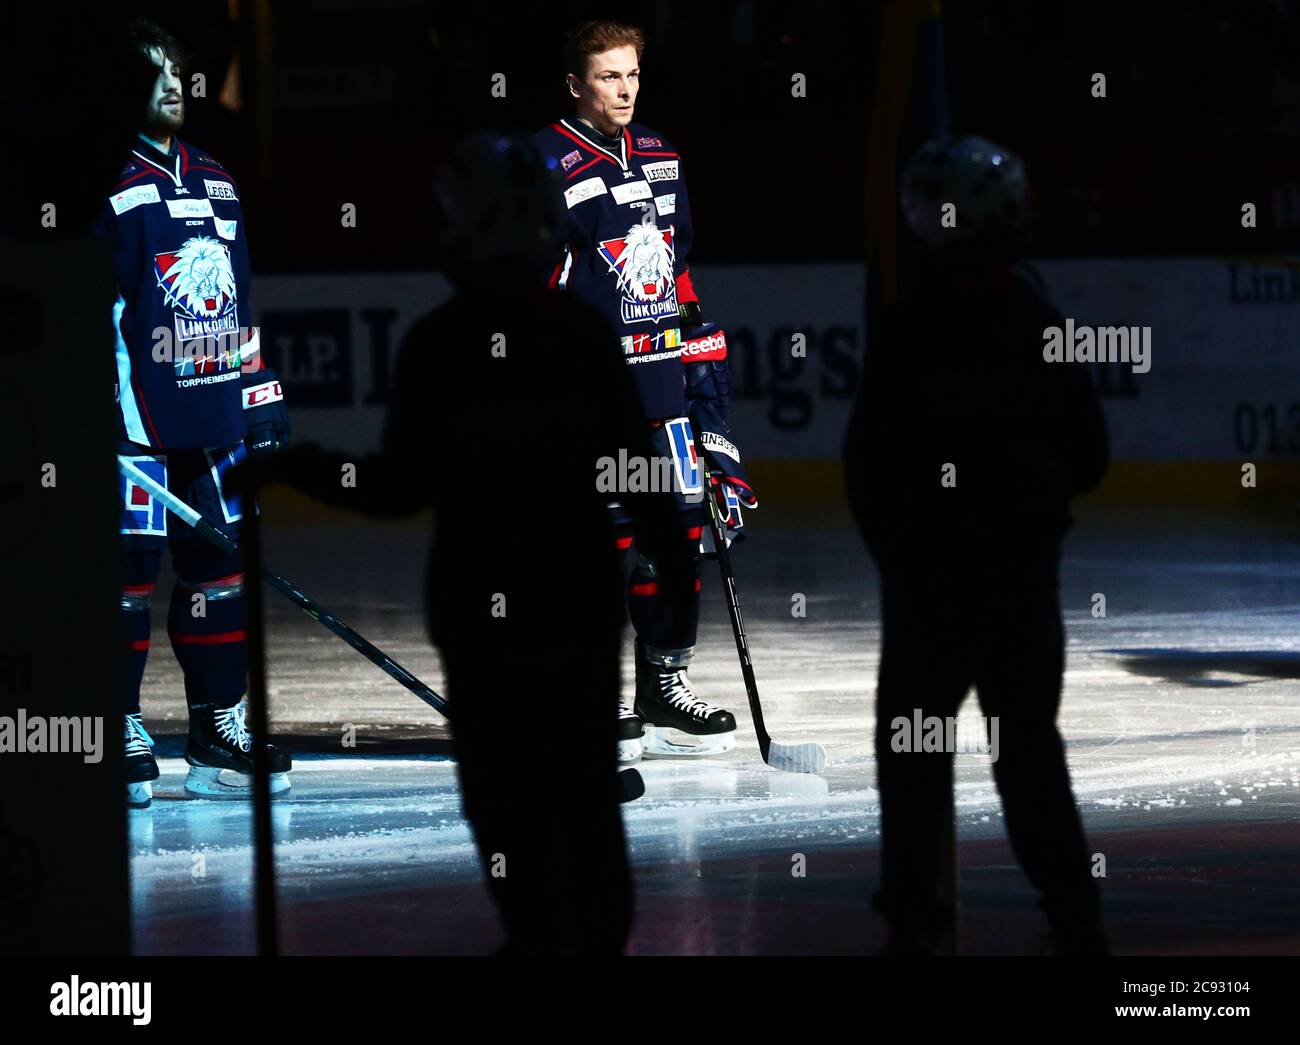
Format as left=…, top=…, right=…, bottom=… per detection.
left=142, top=103, right=184, bottom=142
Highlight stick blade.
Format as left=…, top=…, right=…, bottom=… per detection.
left=765, top=740, right=827, bottom=775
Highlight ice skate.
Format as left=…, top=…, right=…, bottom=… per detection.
left=185, top=701, right=292, bottom=798
left=125, top=713, right=160, bottom=809
left=634, top=642, right=736, bottom=758
left=617, top=693, right=645, bottom=765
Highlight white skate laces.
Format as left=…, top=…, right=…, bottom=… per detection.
left=618, top=694, right=640, bottom=720
left=125, top=713, right=154, bottom=757
left=660, top=671, right=723, bottom=720
left=215, top=703, right=253, bottom=753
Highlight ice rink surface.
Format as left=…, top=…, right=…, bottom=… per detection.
left=130, top=505, right=1300, bottom=955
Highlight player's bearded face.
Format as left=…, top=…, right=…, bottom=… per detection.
left=573, top=45, right=639, bottom=136
left=143, top=47, right=185, bottom=137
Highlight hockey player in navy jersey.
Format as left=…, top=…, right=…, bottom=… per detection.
left=534, top=21, right=758, bottom=762
left=98, top=20, right=291, bottom=807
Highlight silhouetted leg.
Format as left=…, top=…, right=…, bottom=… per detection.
left=446, top=641, right=632, bottom=955
left=874, top=573, right=970, bottom=952
left=973, top=577, right=1106, bottom=952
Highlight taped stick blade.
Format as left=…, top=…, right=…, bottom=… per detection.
left=765, top=740, right=827, bottom=775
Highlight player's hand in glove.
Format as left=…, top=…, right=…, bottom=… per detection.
left=241, top=366, right=290, bottom=457
left=694, top=401, right=757, bottom=516
left=681, top=321, right=757, bottom=541
left=225, top=441, right=317, bottom=496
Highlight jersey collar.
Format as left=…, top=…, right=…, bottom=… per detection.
left=559, top=118, right=629, bottom=171
left=131, top=134, right=183, bottom=187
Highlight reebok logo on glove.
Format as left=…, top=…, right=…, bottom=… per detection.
left=681, top=330, right=727, bottom=361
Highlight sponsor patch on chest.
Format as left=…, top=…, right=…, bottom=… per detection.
left=610, top=181, right=652, bottom=206
left=110, top=184, right=162, bottom=215
left=205, top=179, right=239, bottom=200
left=166, top=198, right=215, bottom=220
left=640, top=160, right=678, bottom=183
left=564, top=176, right=607, bottom=209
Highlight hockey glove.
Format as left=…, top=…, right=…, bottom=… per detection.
left=242, top=366, right=290, bottom=457
left=682, top=324, right=757, bottom=535
left=697, top=413, right=755, bottom=539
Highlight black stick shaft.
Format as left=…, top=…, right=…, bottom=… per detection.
left=701, top=469, right=771, bottom=761
left=257, top=569, right=450, bottom=716
left=117, top=456, right=450, bottom=718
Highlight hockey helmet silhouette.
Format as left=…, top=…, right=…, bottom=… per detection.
left=900, top=134, right=1028, bottom=252
left=434, top=132, right=565, bottom=281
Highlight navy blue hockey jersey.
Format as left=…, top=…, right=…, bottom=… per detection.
left=533, top=119, right=705, bottom=420
left=95, top=136, right=257, bottom=450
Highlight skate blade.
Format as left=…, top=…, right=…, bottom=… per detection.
left=641, top=725, right=736, bottom=758
left=617, top=738, right=643, bottom=765
left=765, top=740, right=827, bottom=775
left=185, top=766, right=291, bottom=799
left=127, top=781, right=153, bottom=809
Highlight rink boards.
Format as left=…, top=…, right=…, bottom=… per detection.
left=248, top=258, right=1300, bottom=506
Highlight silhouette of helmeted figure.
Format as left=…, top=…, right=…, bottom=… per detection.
left=250, top=133, right=692, bottom=953
left=845, top=136, right=1110, bottom=955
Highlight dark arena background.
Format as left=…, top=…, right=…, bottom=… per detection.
left=1, top=0, right=1297, bottom=1024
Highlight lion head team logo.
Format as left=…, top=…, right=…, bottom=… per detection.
left=597, top=222, right=679, bottom=325
left=154, top=237, right=241, bottom=375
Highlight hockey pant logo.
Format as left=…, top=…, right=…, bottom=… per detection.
left=120, top=455, right=168, bottom=537
left=663, top=417, right=703, bottom=500
left=205, top=443, right=248, bottom=525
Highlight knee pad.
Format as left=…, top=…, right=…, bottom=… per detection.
left=172, top=540, right=244, bottom=601
left=121, top=548, right=163, bottom=612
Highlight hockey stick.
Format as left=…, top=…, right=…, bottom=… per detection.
left=116, top=457, right=654, bottom=802
left=117, top=455, right=449, bottom=718
left=700, top=466, right=827, bottom=774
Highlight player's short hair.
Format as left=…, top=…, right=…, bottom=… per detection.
left=126, top=17, right=189, bottom=78
left=563, top=20, right=645, bottom=78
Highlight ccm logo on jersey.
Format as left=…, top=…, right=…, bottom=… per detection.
left=242, top=379, right=283, bottom=409
left=110, top=183, right=162, bottom=215
left=640, top=160, right=678, bottom=183
left=681, top=330, right=727, bottom=361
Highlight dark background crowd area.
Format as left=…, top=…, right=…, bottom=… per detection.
left=4, top=1, right=1299, bottom=264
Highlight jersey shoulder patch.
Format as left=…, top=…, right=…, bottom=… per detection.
left=628, top=124, right=677, bottom=156
left=534, top=123, right=581, bottom=174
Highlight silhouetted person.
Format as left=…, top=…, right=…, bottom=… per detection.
left=845, top=136, right=1110, bottom=955
left=243, top=134, right=692, bottom=953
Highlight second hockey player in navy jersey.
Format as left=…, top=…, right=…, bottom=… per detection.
left=534, top=21, right=758, bottom=761
left=97, top=20, right=291, bottom=807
